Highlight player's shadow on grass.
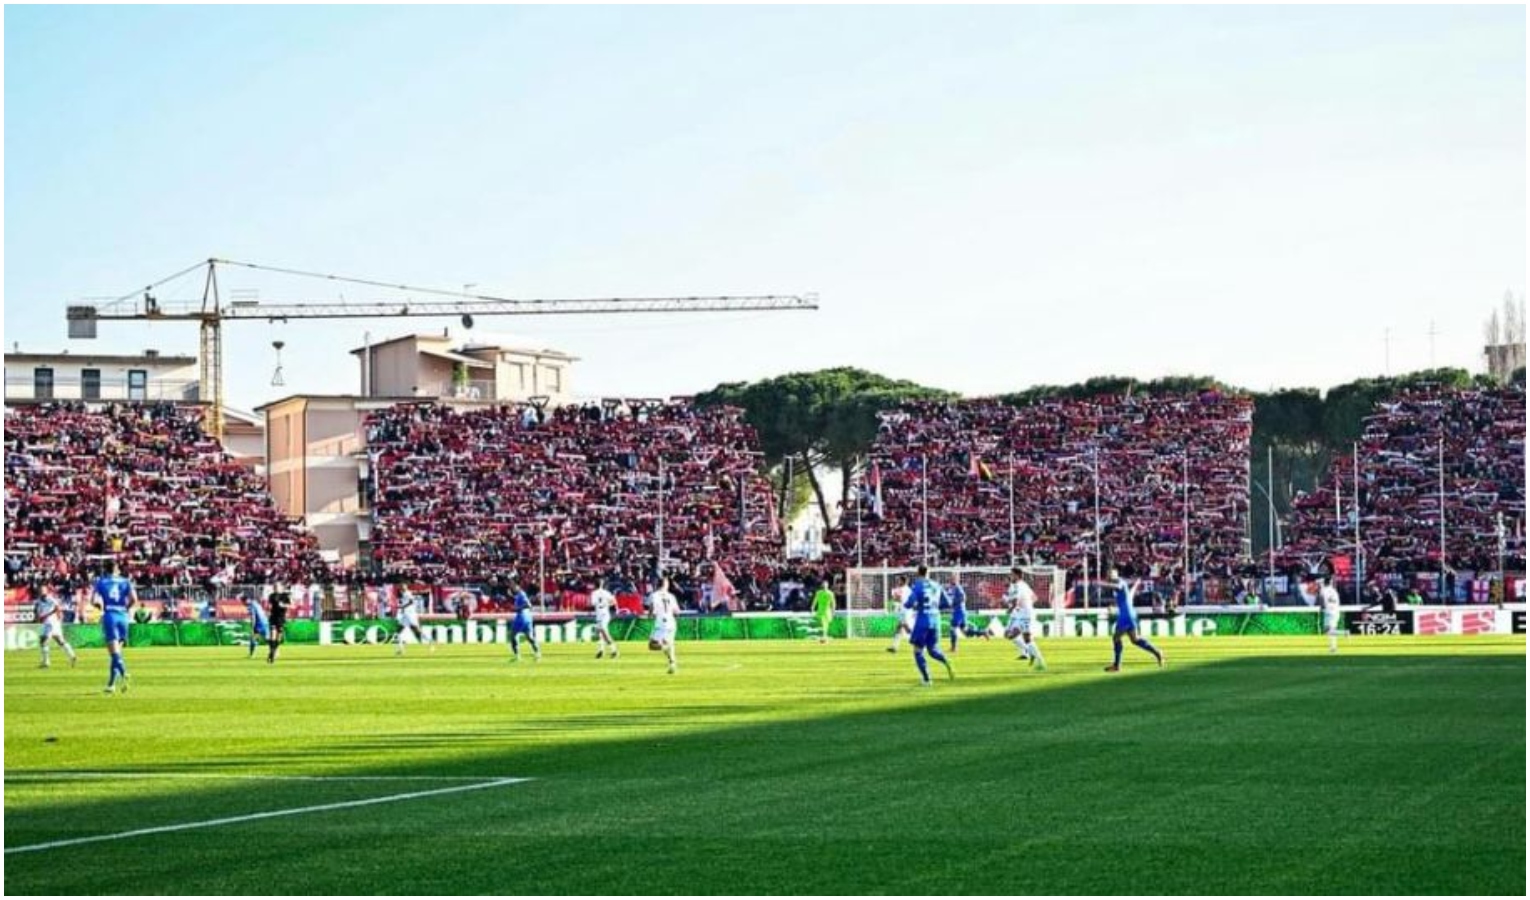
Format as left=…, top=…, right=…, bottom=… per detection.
left=5, top=652, right=1524, bottom=895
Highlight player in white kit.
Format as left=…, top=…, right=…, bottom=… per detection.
left=647, top=577, right=680, bottom=674
left=393, top=586, right=432, bottom=655
left=34, top=584, right=78, bottom=669
left=886, top=575, right=914, bottom=653
left=1319, top=576, right=1343, bottom=654
left=1003, top=568, right=1046, bottom=671
left=589, top=580, right=619, bottom=659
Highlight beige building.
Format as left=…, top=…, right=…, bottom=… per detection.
left=3, top=347, right=198, bottom=402
left=257, top=394, right=406, bottom=564
left=352, top=331, right=578, bottom=404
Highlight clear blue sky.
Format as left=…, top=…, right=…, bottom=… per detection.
left=5, top=5, right=1524, bottom=411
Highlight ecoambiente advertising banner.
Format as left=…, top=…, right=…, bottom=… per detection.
left=5, top=606, right=1524, bottom=652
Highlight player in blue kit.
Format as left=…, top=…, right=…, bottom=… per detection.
left=509, top=580, right=541, bottom=663
left=905, top=565, right=954, bottom=686
left=1104, top=568, right=1165, bottom=672
left=244, top=592, right=270, bottom=658
left=92, top=561, right=138, bottom=693
left=944, top=581, right=968, bottom=652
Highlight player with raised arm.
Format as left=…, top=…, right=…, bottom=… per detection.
left=945, top=580, right=968, bottom=653
left=509, top=579, right=541, bottom=663
left=244, top=590, right=270, bottom=659
left=1104, top=568, right=1164, bottom=672
left=92, top=561, right=136, bottom=692
left=590, top=579, right=619, bottom=659
left=905, top=565, right=954, bottom=686
left=392, top=586, right=432, bottom=655
left=266, top=583, right=292, bottom=664
left=647, top=576, right=680, bottom=674
left=1003, top=567, right=1046, bottom=671
left=886, top=575, right=913, bottom=653
left=35, top=583, right=77, bottom=669
left=1318, top=575, right=1343, bottom=654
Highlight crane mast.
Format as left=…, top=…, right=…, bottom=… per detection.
left=66, top=258, right=818, bottom=438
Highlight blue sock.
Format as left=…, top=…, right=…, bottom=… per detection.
left=107, top=652, right=123, bottom=685
left=928, top=645, right=950, bottom=666
left=949, top=631, right=958, bottom=652
left=1112, top=638, right=1124, bottom=667
left=914, top=650, right=930, bottom=682
left=1134, top=637, right=1162, bottom=661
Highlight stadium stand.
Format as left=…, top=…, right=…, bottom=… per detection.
left=3, top=402, right=329, bottom=588
left=363, top=400, right=783, bottom=598
left=1278, top=385, right=1526, bottom=596
left=832, top=392, right=1255, bottom=581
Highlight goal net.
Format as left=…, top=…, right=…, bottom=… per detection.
left=841, top=565, right=1070, bottom=640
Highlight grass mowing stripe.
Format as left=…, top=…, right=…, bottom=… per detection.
left=5, top=777, right=530, bottom=855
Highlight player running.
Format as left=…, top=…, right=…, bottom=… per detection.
left=243, top=591, right=270, bottom=658
left=509, top=580, right=541, bottom=663
left=1003, top=568, right=1046, bottom=671
left=905, top=566, right=953, bottom=685
left=944, top=580, right=968, bottom=652
left=1317, top=575, right=1343, bottom=654
left=92, top=561, right=137, bottom=693
left=886, top=575, right=913, bottom=653
left=590, top=580, right=619, bottom=659
left=1104, top=569, right=1164, bottom=672
left=34, top=584, right=78, bottom=669
left=392, top=586, right=433, bottom=655
left=266, top=583, right=292, bottom=664
left=647, top=577, right=680, bottom=674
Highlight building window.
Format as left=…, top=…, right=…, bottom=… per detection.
left=127, top=369, right=147, bottom=401
left=547, top=367, right=561, bottom=393
left=33, top=367, right=54, bottom=400
left=81, top=368, right=101, bottom=400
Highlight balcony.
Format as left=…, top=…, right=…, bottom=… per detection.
left=5, top=375, right=200, bottom=403
left=423, top=380, right=498, bottom=402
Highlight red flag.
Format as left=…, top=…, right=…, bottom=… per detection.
left=704, top=523, right=715, bottom=560
left=868, top=462, right=884, bottom=517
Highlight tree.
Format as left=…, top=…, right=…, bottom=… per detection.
left=695, top=369, right=951, bottom=536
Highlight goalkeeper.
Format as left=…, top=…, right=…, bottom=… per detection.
left=811, top=582, right=835, bottom=643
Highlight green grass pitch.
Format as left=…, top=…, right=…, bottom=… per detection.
left=5, top=635, right=1524, bottom=895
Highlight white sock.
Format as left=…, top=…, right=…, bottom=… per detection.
left=1028, top=642, right=1044, bottom=665
left=41, top=646, right=50, bottom=666
left=1013, top=637, right=1028, bottom=656
left=65, top=643, right=76, bottom=661
left=1329, top=634, right=1338, bottom=652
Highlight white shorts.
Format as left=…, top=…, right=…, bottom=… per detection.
left=651, top=620, right=675, bottom=644
left=396, top=610, right=420, bottom=630
left=900, top=610, right=916, bottom=630
left=594, top=611, right=611, bottom=629
left=40, top=619, right=62, bottom=641
left=1323, top=611, right=1340, bottom=634
left=1007, top=613, right=1034, bottom=635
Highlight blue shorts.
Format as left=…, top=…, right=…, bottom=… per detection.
left=252, top=619, right=269, bottom=638
left=951, top=611, right=967, bottom=629
left=101, top=612, right=129, bottom=644
left=910, top=622, right=940, bottom=650
left=511, top=617, right=533, bottom=635
left=1114, top=619, right=1138, bottom=637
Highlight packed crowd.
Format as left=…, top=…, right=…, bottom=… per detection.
left=832, top=392, right=1255, bottom=580
left=364, top=400, right=784, bottom=597
left=3, top=402, right=330, bottom=589
left=1279, top=385, right=1526, bottom=591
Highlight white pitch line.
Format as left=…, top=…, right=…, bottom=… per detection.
left=5, top=777, right=529, bottom=855
left=5, top=771, right=511, bottom=783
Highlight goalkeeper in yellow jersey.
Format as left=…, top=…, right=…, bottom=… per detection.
left=811, top=582, right=835, bottom=643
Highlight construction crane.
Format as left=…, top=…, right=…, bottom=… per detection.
left=66, top=257, right=819, bottom=438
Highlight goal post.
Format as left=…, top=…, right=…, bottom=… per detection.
left=842, top=565, right=1070, bottom=639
